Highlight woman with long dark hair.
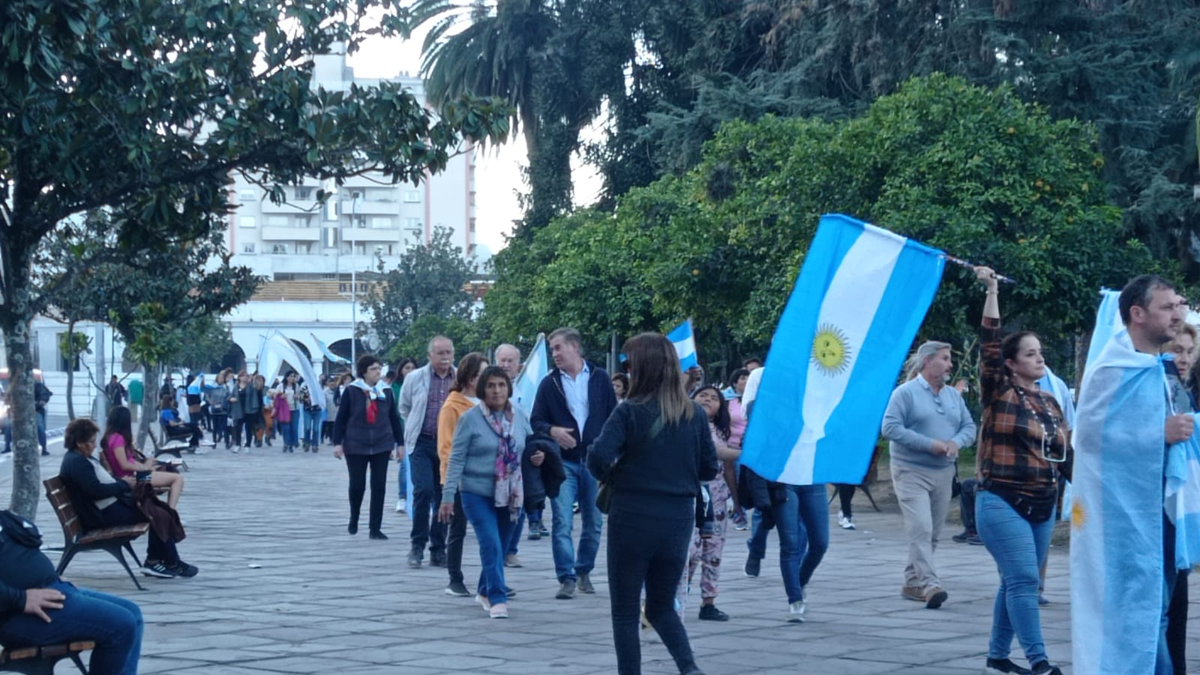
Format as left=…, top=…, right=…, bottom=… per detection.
left=272, top=371, right=301, bottom=453
left=394, top=357, right=418, bottom=513
left=101, top=406, right=185, bottom=509
left=436, top=353, right=489, bottom=598
left=588, top=333, right=718, bottom=675
left=973, top=266, right=1070, bottom=675
left=333, top=355, right=404, bottom=539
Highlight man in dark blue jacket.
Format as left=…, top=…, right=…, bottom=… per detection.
left=531, top=328, right=619, bottom=599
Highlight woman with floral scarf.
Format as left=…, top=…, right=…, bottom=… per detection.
left=439, top=366, right=534, bottom=619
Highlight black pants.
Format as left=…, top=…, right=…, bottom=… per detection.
left=607, top=498, right=698, bottom=675
left=346, top=451, right=390, bottom=534
left=100, top=501, right=179, bottom=565
left=1167, top=566, right=1190, bottom=674
left=959, top=478, right=979, bottom=533
left=446, top=492, right=467, bottom=584
left=321, top=421, right=334, bottom=444
left=166, top=423, right=202, bottom=447
left=241, top=416, right=259, bottom=447
left=835, top=484, right=855, bottom=518
left=409, top=434, right=445, bottom=555
left=210, top=413, right=229, bottom=447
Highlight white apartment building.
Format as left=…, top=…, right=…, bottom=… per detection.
left=226, top=48, right=484, bottom=281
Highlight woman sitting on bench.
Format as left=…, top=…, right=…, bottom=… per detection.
left=0, top=509, right=143, bottom=675
left=159, top=394, right=201, bottom=448
left=59, top=418, right=198, bottom=580
left=102, top=406, right=185, bottom=509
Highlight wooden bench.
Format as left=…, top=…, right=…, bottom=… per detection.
left=43, top=477, right=149, bottom=591
left=0, top=641, right=92, bottom=674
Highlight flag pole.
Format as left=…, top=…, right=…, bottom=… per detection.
left=941, top=254, right=1016, bottom=284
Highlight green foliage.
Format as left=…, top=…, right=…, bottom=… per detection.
left=118, top=303, right=181, bottom=369
left=171, top=316, right=236, bottom=373
left=388, top=315, right=490, bottom=364
left=57, top=328, right=91, bottom=367
left=363, top=227, right=477, bottom=356
left=489, top=76, right=1155, bottom=370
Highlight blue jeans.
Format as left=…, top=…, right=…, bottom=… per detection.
left=747, top=505, right=773, bottom=560
left=775, top=484, right=830, bottom=604
left=976, top=490, right=1054, bottom=665
left=278, top=418, right=298, bottom=447
left=551, top=459, right=603, bottom=582
left=396, top=453, right=408, bottom=499
left=409, top=434, right=445, bottom=555
left=461, top=492, right=516, bottom=606
left=0, top=580, right=143, bottom=675
left=507, top=509, right=525, bottom=555
left=1159, top=516, right=1179, bottom=675
left=302, top=409, right=321, bottom=446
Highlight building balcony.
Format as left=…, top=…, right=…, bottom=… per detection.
left=341, top=227, right=401, bottom=242
left=262, top=227, right=320, bottom=242
left=260, top=199, right=320, bottom=215
left=348, top=200, right=401, bottom=216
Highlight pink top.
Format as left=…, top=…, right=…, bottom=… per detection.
left=728, top=398, right=747, bottom=449
left=103, top=432, right=136, bottom=479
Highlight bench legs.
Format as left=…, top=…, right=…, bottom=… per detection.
left=55, top=543, right=145, bottom=592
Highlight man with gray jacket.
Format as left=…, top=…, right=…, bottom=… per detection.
left=399, top=336, right=456, bottom=568
left=881, top=341, right=976, bottom=610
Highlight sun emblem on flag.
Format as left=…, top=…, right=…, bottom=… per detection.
left=1071, top=500, right=1087, bottom=531
left=811, top=324, right=851, bottom=376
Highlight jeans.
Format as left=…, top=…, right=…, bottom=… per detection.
left=409, top=435, right=445, bottom=555
left=461, top=492, right=516, bottom=606
left=100, top=502, right=179, bottom=566
left=396, top=452, right=409, bottom=500
left=37, top=409, right=47, bottom=450
left=1159, top=516, right=1180, bottom=675
left=892, top=463, right=954, bottom=590
left=446, top=492, right=467, bottom=585
left=976, top=490, right=1054, bottom=665
left=551, top=459, right=603, bottom=582
left=302, top=409, right=321, bottom=446
left=747, top=504, right=774, bottom=560
left=507, top=509, right=525, bottom=555
left=775, top=484, right=830, bottom=604
left=279, top=415, right=299, bottom=447
left=959, top=478, right=979, bottom=533
left=607, top=498, right=698, bottom=675
left=210, top=413, right=228, bottom=447
left=0, top=581, right=142, bottom=675
left=346, top=451, right=390, bottom=534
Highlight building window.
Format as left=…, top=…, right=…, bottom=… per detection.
left=370, top=217, right=392, bottom=229
left=295, top=186, right=313, bottom=200
left=469, top=218, right=476, bottom=233
left=404, top=191, right=420, bottom=203
left=266, top=216, right=288, bottom=227
left=323, top=227, right=338, bottom=248
left=405, top=217, right=421, bottom=231
left=238, top=189, right=257, bottom=202
left=240, top=216, right=257, bottom=228
left=241, top=243, right=257, bottom=254
left=271, top=244, right=288, bottom=254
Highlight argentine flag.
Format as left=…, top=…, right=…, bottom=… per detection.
left=741, top=214, right=944, bottom=485
left=1084, top=289, right=1122, bottom=370
left=667, top=320, right=698, bottom=370
left=1166, top=417, right=1200, bottom=571
left=513, top=334, right=549, bottom=411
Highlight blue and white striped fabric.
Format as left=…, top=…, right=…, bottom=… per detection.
left=513, top=334, right=548, bottom=411
left=1037, top=366, right=1076, bottom=520
left=740, top=214, right=945, bottom=485
left=311, top=333, right=351, bottom=365
left=1166, top=417, right=1200, bottom=571
left=1085, top=289, right=1123, bottom=370
left=667, top=320, right=698, bottom=370
left=1070, top=330, right=1165, bottom=675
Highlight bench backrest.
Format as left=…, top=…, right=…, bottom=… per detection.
left=42, top=476, right=83, bottom=544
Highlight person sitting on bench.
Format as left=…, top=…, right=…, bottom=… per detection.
left=59, top=418, right=198, bottom=580
left=102, top=406, right=185, bottom=510
left=159, top=394, right=201, bottom=448
left=0, top=509, right=144, bottom=675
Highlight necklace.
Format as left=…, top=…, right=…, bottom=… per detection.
left=1013, top=386, right=1064, bottom=462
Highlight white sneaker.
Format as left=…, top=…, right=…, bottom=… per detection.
left=395, top=498, right=407, bottom=513
left=788, top=599, right=806, bottom=623
left=839, top=515, right=856, bottom=530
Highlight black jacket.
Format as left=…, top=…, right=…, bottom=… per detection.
left=59, top=451, right=132, bottom=532
left=0, top=511, right=58, bottom=622
left=530, top=362, right=619, bottom=463
left=332, top=386, right=404, bottom=455
left=522, top=432, right=565, bottom=506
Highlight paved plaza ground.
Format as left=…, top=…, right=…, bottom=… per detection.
left=4, top=440, right=1198, bottom=675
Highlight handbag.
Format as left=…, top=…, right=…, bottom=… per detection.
left=596, top=414, right=663, bottom=514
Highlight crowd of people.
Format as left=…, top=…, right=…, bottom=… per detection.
left=2, top=271, right=1198, bottom=675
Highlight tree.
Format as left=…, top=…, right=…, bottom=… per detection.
left=56, top=325, right=91, bottom=420
left=0, top=0, right=506, bottom=517
left=362, top=226, right=477, bottom=358
left=172, top=316, right=236, bottom=374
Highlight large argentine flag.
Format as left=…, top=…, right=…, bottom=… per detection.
left=256, top=331, right=324, bottom=408
left=1166, top=417, right=1200, bottom=571
left=740, top=214, right=944, bottom=485
left=1070, top=330, right=1165, bottom=675
left=1084, top=289, right=1122, bottom=370
left=667, top=320, right=698, bottom=370
left=513, top=334, right=549, bottom=411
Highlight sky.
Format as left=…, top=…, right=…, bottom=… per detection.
left=347, top=31, right=602, bottom=256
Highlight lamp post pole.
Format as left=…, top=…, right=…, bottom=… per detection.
left=350, top=194, right=359, bottom=366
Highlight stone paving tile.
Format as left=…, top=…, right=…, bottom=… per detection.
left=8, top=445, right=1200, bottom=675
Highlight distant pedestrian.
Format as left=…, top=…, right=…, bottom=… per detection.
left=333, top=355, right=403, bottom=539
left=611, top=373, right=629, bottom=402
left=272, top=371, right=300, bottom=453
left=881, top=341, right=977, bottom=609
left=229, top=372, right=247, bottom=451
left=393, top=359, right=417, bottom=513
left=493, top=343, right=532, bottom=565
left=105, top=376, right=127, bottom=407
left=588, top=332, right=717, bottom=675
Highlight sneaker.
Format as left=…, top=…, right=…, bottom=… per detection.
left=489, top=603, right=509, bottom=619
left=901, top=585, right=925, bottom=602
left=951, top=530, right=974, bottom=543
left=475, top=593, right=491, bottom=610
left=556, top=580, right=577, bottom=599
left=231, top=447, right=240, bottom=454
left=539, top=523, right=549, bottom=536
left=142, top=561, right=176, bottom=578
left=968, top=534, right=985, bottom=546
left=527, top=527, right=541, bottom=541
left=924, top=586, right=949, bottom=609
left=429, top=554, right=446, bottom=568
left=368, top=530, right=388, bottom=540
left=985, top=658, right=1033, bottom=675
left=395, top=498, right=407, bottom=513
left=572, top=501, right=580, bottom=514
left=348, top=522, right=358, bottom=535
left=839, top=515, right=856, bottom=530
left=1037, top=594, right=1049, bottom=606
left=787, top=599, right=806, bottom=623
left=698, top=604, right=729, bottom=621
left=445, top=580, right=471, bottom=597
left=170, top=561, right=199, bottom=578
left=744, top=557, right=761, bottom=578
left=504, top=554, right=522, bottom=568
left=505, top=587, right=517, bottom=599
left=577, top=573, right=594, bottom=594
left=407, top=547, right=422, bottom=568
left=40, top=449, right=50, bottom=457
left=1029, top=662, right=1063, bottom=675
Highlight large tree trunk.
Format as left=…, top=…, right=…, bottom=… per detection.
left=65, top=321, right=76, bottom=420
left=137, top=362, right=159, bottom=449
left=2, top=296, right=42, bottom=519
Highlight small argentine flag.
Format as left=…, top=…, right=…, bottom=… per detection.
left=513, top=334, right=549, bottom=411
left=741, top=214, right=944, bottom=485
left=667, top=320, right=698, bottom=370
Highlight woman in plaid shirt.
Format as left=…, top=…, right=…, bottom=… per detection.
left=973, top=266, right=1072, bottom=675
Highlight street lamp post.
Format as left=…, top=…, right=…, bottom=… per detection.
left=350, top=194, right=359, bottom=366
